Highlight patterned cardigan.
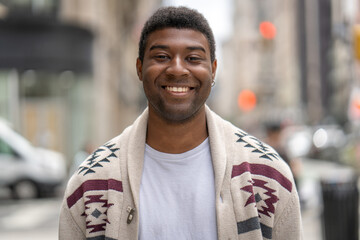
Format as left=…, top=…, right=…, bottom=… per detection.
left=59, top=106, right=303, bottom=240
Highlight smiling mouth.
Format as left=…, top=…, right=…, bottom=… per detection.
left=164, top=86, right=193, bottom=93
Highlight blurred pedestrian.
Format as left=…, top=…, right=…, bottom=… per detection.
left=59, top=6, right=302, bottom=240
left=264, top=122, right=301, bottom=190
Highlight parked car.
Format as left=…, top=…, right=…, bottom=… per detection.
left=0, top=119, right=66, bottom=199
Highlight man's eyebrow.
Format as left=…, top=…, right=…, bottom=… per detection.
left=149, top=45, right=169, bottom=51
left=149, top=45, right=206, bottom=53
left=187, top=46, right=206, bottom=53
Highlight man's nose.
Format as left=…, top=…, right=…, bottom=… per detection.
left=166, top=56, right=189, bottom=77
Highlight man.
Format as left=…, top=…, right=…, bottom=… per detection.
left=59, top=6, right=302, bottom=240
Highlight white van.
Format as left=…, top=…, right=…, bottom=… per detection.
left=0, top=119, right=66, bottom=199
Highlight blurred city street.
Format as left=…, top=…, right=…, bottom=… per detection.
left=0, top=0, right=360, bottom=239
left=302, top=207, right=322, bottom=240
left=0, top=196, right=62, bottom=240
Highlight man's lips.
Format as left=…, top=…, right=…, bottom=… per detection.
left=165, top=86, right=190, bottom=93
left=161, top=85, right=195, bottom=94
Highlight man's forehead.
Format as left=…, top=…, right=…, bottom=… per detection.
left=146, top=28, right=209, bottom=49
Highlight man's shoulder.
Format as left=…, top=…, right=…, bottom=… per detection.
left=232, top=127, right=293, bottom=177
left=60, top=135, right=127, bottom=239
left=76, top=136, right=122, bottom=176
left=206, top=107, right=291, bottom=170
left=207, top=112, right=295, bottom=186
left=63, top=135, right=125, bottom=210
left=229, top=129, right=300, bottom=239
left=64, top=110, right=148, bottom=195
left=233, top=128, right=282, bottom=161
left=66, top=135, right=124, bottom=191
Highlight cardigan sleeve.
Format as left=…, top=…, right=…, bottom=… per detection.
left=59, top=198, right=86, bottom=240
left=272, top=189, right=303, bottom=240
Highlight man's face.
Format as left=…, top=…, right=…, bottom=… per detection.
left=136, top=28, right=217, bottom=123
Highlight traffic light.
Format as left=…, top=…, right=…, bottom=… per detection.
left=259, top=21, right=276, bottom=40
left=237, top=89, right=257, bottom=112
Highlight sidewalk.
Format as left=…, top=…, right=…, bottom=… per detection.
left=302, top=202, right=322, bottom=240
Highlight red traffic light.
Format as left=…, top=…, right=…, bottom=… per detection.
left=237, top=90, right=257, bottom=112
left=259, top=21, right=276, bottom=40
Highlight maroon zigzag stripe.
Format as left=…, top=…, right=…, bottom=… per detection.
left=232, top=162, right=292, bottom=192
left=67, top=179, right=123, bottom=208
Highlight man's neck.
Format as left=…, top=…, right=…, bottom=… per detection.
left=146, top=107, right=208, bottom=154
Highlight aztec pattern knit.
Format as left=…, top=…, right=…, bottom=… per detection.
left=59, top=106, right=303, bottom=240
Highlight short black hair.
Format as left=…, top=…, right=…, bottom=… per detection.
left=138, top=6, right=216, bottom=62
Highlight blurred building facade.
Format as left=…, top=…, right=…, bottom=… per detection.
left=214, top=0, right=357, bottom=133
left=0, top=0, right=161, bottom=165
left=59, top=0, right=161, bottom=154
left=0, top=0, right=358, bottom=166
left=214, top=0, right=301, bottom=133
left=297, top=0, right=355, bottom=126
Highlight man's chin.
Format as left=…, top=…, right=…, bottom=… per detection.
left=158, top=106, right=201, bottom=124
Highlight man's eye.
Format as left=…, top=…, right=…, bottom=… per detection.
left=187, top=56, right=202, bottom=62
left=155, top=55, right=169, bottom=60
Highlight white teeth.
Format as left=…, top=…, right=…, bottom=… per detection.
left=166, top=86, right=190, bottom=93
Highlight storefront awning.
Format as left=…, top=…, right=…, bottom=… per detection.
left=0, top=17, right=93, bottom=73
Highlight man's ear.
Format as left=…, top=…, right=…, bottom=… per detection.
left=136, top=58, right=143, bottom=81
left=211, top=59, right=217, bottom=80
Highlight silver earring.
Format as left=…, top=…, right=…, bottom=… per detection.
left=211, top=80, right=215, bottom=87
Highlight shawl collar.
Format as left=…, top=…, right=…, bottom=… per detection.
left=125, top=105, right=237, bottom=238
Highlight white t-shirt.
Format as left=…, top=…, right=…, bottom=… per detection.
left=139, top=138, right=217, bottom=240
